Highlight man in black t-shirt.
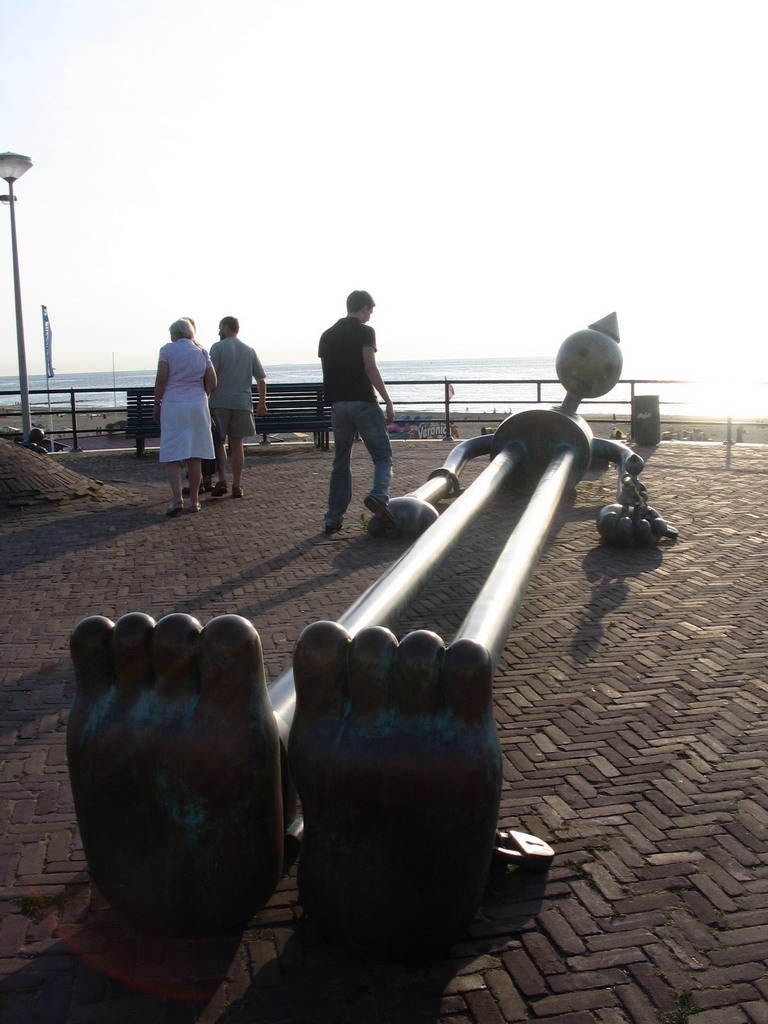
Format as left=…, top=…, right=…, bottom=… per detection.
left=318, top=290, right=395, bottom=534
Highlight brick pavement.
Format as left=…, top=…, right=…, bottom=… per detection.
left=0, top=438, right=766, bottom=1024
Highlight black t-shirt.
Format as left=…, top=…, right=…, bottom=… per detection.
left=318, top=317, right=377, bottom=404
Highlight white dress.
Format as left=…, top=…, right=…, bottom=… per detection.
left=157, top=339, right=216, bottom=463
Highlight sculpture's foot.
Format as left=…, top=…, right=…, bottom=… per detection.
left=289, top=621, right=502, bottom=960
left=366, top=495, right=439, bottom=540
left=68, top=613, right=283, bottom=936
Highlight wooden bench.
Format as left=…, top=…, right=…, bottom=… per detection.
left=126, top=383, right=332, bottom=455
left=252, top=382, right=331, bottom=449
left=126, top=387, right=158, bottom=456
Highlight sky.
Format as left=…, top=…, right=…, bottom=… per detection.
left=1, top=0, right=767, bottom=386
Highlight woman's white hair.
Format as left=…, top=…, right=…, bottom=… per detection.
left=169, top=318, right=195, bottom=338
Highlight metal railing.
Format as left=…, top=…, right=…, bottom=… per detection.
left=0, top=386, right=126, bottom=450
left=0, top=378, right=765, bottom=450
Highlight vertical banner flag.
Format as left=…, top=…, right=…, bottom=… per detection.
left=42, top=305, right=54, bottom=378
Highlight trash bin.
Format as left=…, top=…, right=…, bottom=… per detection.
left=632, top=395, right=661, bottom=446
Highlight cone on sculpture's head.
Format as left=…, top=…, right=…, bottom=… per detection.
left=556, top=311, right=623, bottom=403
left=587, top=311, right=620, bottom=343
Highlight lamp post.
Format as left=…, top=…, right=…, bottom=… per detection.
left=0, top=151, right=34, bottom=439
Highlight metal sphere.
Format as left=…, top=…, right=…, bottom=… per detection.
left=365, top=496, right=439, bottom=540
left=392, top=496, right=440, bottom=540
left=28, top=427, right=46, bottom=444
left=556, top=329, right=623, bottom=399
left=596, top=504, right=623, bottom=543
left=635, top=518, right=655, bottom=547
left=615, top=513, right=635, bottom=546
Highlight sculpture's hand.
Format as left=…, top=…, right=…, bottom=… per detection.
left=68, top=612, right=283, bottom=935
left=597, top=502, right=678, bottom=546
left=288, top=621, right=502, bottom=959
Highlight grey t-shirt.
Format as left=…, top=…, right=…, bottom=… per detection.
left=209, top=336, right=266, bottom=411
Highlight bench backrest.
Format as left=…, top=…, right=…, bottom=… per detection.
left=253, top=382, right=329, bottom=420
left=126, top=388, right=156, bottom=432
left=125, top=382, right=332, bottom=452
left=126, top=383, right=331, bottom=426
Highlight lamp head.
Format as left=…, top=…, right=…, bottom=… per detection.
left=0, top=152, right=34, bottom=183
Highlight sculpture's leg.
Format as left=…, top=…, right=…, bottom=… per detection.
left=288, top=621, right=501, bottom=960
left=267, top=442, right=523, bottom=731
left=67, top=612, right=283, bottom=936
left=286, top=447, right=576, bottom=958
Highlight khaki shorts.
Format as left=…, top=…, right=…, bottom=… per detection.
left=211, top=408, right=256, bottom=439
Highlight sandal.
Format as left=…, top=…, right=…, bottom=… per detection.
left=232, top=485, right=243, bottom=498
left=166, top=501, right=184, bottom=516
left=189, top=503, right=202, bottom=513
left=211, top=481, right=228, bottom=497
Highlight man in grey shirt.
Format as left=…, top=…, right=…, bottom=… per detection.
left=208, top=316, right=267, bottom=498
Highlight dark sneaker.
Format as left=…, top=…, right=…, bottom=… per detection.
left=324, top=522, right=342, bottom=535
left=364, top=494, right=395, bottom=528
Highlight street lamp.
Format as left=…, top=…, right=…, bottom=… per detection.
left=0, top=151, right=34, bottom=439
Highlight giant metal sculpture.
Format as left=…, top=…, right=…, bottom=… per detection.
left=67, top=313, right=677, bottom=958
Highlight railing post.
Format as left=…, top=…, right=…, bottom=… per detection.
left=725, top=416, right=732, bottom=470
left=69, top=389, right=83, bottom=452
left=443, top=379, right=452, bottom=440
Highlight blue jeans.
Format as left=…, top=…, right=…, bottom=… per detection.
left=326, top=401, right=393, bottom=527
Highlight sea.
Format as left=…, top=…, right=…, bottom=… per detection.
left=0, top=356, right=765, bottom=421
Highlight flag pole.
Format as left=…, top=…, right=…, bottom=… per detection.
left=42, top=305, right=54, bottom=447
left=42, top=305, right=51, bottom=446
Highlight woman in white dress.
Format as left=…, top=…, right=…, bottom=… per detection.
left=153, top=319, right=217, bottom=515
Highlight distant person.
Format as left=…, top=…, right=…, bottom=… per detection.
left=318, top=290, right=395, bottom=534
left=153, top=318, right=217, bottom=516
left=179, top=316, right=216, bottom=497
left=208, top=316, right=267, bottom=499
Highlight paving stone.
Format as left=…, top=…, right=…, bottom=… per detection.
left=501, top=948, right=548, bottom=997
left=615, top=982, right=663, bottom=1024
left=692, top=1008, right=750, bottom=1024
left=744, top=1002, right=768, bottom=1024
left=529, top=986, right=618, bottom=1015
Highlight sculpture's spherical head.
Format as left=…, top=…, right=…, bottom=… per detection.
left=556, top=329, right=623, bottom=399
left=27, top=427, right=46, bottom=444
